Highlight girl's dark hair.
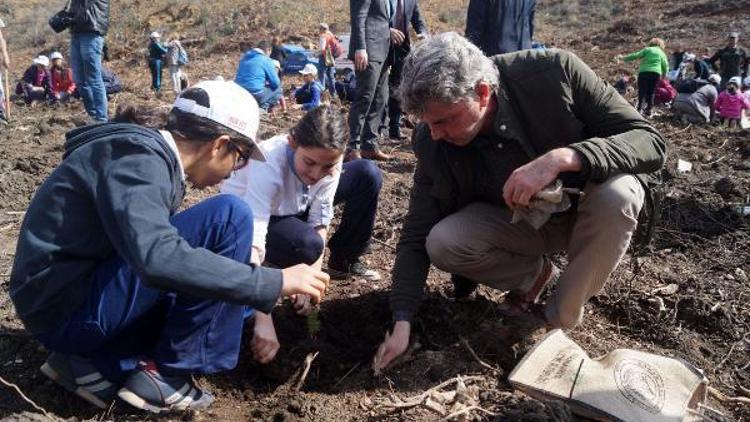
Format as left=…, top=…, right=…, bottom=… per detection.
left=112, top=103, right=168, bottom=128
left=113, top=88, right=256, bottom=150
left=290, top=105, right=349, bottom=152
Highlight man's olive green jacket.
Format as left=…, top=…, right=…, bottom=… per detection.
left=390, top=48, right=667, bottom=321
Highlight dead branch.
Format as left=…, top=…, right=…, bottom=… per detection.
left=441, top=404, right=498, bottom=420
left=460, top=337, right=500, bottom=372
left=333, top=362, right=361, bottom=388
left=294, top=351, right=319, bottom=391
left=371, top=236, right=396, bottom=251
left=377, top=375, right=484, bottom=410
left=0, top=375, right=55, bottom=419
left=708, top=386, right=750, bottom=405
left=714, top=341, right=739, bottom=373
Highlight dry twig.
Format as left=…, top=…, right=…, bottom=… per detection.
left=441, top=404, right=498, bottom=420
left=460, top=337, right=499, bottom=372
left=0, top=375, right=55, bottom=419
left=708, top=386, right=750, bottom=405
left=294, top=351, right=320, bottom=391
left=371, top=236, right=396, bottom=251
left=333, top=362, right=361, bottom=388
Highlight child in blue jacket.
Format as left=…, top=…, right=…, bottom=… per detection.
left=291, top=63, right=324, bottom=110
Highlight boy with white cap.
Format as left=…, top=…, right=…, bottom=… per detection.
left=10, top=80, right=330, bottom=413
left=291, top=63, right=324, bottom=110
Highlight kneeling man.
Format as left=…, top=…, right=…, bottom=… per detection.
left=375, top=32, right=666, bottom=370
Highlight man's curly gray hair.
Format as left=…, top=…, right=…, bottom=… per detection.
left=398, top=32, right=499, bottom=116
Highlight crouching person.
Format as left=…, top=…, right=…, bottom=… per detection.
left=221, top=105, right=382, bottom=362
left=374, top=33, right=667, bottom=371
left=9, top=80, right=329, bottom=413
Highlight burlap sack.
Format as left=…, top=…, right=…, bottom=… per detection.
left=509, top=330, right=707, bottom=422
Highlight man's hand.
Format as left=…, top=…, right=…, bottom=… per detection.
left=292, top=294, right=314, bottom=316
left=390, top=28, right=406, bottom=46
left=354, top=49, right=368, bottom=72
left=503, top=148, right=582, bottom=208
left=280, top=264, right=330, bottom=304
left=251, top=312, right=280, bottom=364
left=372, top=321, right=411, bottom=373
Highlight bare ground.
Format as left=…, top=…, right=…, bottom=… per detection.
left=1, top=0, right=749, bottom=420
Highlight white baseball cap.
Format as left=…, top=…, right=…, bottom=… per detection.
left=171, top=80, right=266, bottom=162
left=299, top=63, right=318, bottom=76
left=150, top=31, right=161, bottom=39
left=708, top=74, right=721, bottom=85
left=728, top=76, right=742, bottom=87
left=50, top=51, right=63, bottom=60
left=33, top=55, right=50, bottom=67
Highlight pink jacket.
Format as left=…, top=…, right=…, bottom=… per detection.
left=715, top=91, right=750, bottom=120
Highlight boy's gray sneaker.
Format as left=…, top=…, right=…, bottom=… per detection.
left=117, top=361, right=214, bottom=413
left=40, top=352, right=118, bottom=409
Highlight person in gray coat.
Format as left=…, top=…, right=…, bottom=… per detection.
left=465, top=0, right=535, bottom=56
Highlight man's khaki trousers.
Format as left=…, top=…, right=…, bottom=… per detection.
left=425, top=174, right=645, bottom=329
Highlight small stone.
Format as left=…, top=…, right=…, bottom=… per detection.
left=734, top=268, right=748, bottom=283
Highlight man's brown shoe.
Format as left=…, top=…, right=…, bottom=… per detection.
left=361, top=149, right=391, bottom=161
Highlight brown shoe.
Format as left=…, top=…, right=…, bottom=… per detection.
left=361, top=149, right=391, bottom=161
left=498, top=259, right=559, bottom=316
left=345, top=149, right=362, bottom=162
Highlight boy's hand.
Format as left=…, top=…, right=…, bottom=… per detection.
left=281, top=264, right=330, bottom=304
left=372, top=321, right=411, bottom=374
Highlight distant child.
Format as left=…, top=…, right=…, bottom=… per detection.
left=17, top=55, right=51, bottom=106
left=654, top=77, right=676, bottom=106
left=221, top=106, right=382, bottom=362
left=148, top=32, right=168, bottom=96
left=714, top=77, right=750, bottom=129
left=49, top=52, right=76, bottom=103
left=620, top=37, right=669, bottom=117
left=166, top=36, right=187, bottom=94
left=742, top=77, right=750, bottom=101
left=270, top=37, right=287, bottom=70
left=291, top=64, right=324, bottom=110
left=614, top=70, right=633, bottom=95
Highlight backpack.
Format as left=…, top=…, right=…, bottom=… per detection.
left=177, top=46, right=189, bottom=66
left=676, top=78, right=707, bottom=94
left=331, top=37, right=344, bottom=59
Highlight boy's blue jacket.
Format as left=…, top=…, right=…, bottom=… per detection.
left=10, top=123, right=283, bottom=335
left=235, top=50, right=280, bottom=94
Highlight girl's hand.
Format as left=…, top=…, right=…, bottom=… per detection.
left=252, top=313, right=280, bottom=364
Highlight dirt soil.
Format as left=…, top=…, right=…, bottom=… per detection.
left=1, top=0, right=749, bottom=421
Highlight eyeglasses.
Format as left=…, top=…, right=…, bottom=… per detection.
left=229, top=141, right=252, bottom=171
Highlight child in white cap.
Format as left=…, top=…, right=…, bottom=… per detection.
left=11, top=80, right=330, bottom=413
left=291, top=63, right=324, bottom=110
left=49, top=51, right=77, bottom=102
left=18, top=55, right=51, bottom=105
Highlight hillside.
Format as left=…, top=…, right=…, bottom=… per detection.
left=0, top=1, right=749, bottom=421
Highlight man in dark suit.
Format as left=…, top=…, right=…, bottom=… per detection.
left=348, top=0, right=393, bottom=161
left=384, top=0, right=428, bottom=141
left=465, top=0, right=535, bottom=57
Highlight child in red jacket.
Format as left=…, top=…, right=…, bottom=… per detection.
left=49, top=52, right=76, bottom=103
